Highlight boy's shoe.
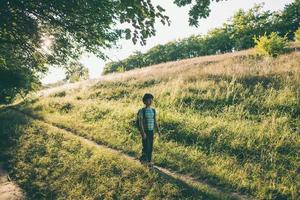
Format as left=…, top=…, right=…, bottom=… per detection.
left=148, top=162, right=154, bottom=168
left=139, top=158, right=148, bottom=166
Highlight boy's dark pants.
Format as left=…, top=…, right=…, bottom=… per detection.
left=140, top=130, right=154, bottom=162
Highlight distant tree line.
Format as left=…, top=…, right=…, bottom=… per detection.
left=103, top=1, right=300, bottom=74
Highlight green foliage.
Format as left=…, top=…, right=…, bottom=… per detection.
left=116, top=66, right=125, bottom=73
left=173, top=0, right=226, bottom=26
left=295, top=27, right=300, bottom=43
left=254, top=32, right=288, bottom=57
left=0, top=40, right=46, bottom=103
left=48, top=101, right=74, bottom=113
left=102, top=31, right=233, bottom=74
left=103, top=2, right=299, bottom=74
left=64, top=62, right=89, bottom=83
left=59, top=102, right=74, bottom=113
left=274, top=0, right=300, bottom=40
left=228, top=4, right=274, bottom=50
left=51, top=91, right=66, bottom=98
left=82, top=105, right=110, bottom=122
left=0, top=67, right=41, bottom=104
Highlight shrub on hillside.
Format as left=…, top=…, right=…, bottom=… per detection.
left=254, top=32, right=288, bottom=57
left=51, top=91, right=66, bottom=97
left=48, top=102, right=74, bottom=113
left=82, top=106, right=110, bottom=122
left=295, top=27, right=300, bottom=43
left=60, top=102, right=74, bottom=113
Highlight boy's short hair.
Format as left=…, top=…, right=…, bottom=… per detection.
left=142, top=93, right=154, bottom=103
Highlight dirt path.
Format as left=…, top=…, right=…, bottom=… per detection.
left=0, top=163, right=24, bottom=200
left=10, top=108, right=255, bottom=200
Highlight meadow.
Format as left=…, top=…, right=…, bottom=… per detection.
left=0, top=108, right=231, bottom=200
left=1, top=48, right=300, bottom=199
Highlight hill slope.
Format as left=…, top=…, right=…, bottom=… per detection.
left=3, top=49, right=300, bottom=199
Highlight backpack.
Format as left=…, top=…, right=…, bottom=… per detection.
left=136, top=108, right=156, bottom=131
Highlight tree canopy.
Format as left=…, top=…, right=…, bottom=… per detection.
left=0, top=0, right=225, bottom=103
left=64, top=61, right=89, bottom=83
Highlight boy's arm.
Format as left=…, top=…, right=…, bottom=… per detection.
left=138, top=110, right=146, bottom=139
left=154, top=114, right=161, bottom=137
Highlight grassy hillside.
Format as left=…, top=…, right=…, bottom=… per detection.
left=3, top=49, right=300, bottom=199
left=0, top=109, right=227, bottom=200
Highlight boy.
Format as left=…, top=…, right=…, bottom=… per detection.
left=137, top=93, right=161, bottom=167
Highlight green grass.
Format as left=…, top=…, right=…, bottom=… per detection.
left=5, top=49, right=300, bottom=199
left=0, top=108, right=229, bottom=200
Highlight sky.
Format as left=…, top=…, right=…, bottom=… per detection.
left=41, top=0, right=293, bottom=84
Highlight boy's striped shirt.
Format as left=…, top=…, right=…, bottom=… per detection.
left=138, top=107, right=155, bottom=131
